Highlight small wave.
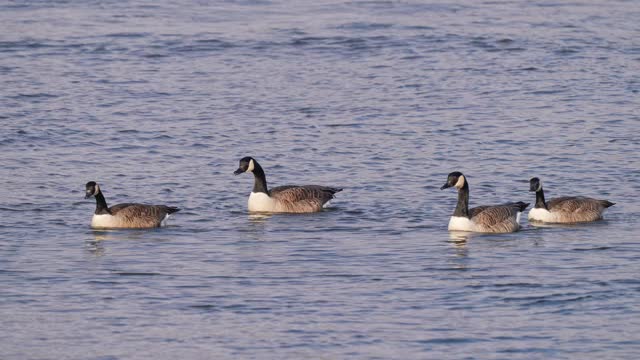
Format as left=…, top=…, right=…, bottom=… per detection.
left=502, top=292, right=605, bottom=307
left=554, top=47, right=581, bottom=55
left=0, top=66, right=16, bottom=73
left=9, top=93, right=58, bottom=100
left=401, top=25, right=435, bottom=31
left=572, top=246, right=612, bottom=251
left=0, top=40, right=52, bottom=51
left=171, top=39, right=235, bottom=53
left=189, top=304, right=219, bottom=311
left=417, top=337, right=488, bottom=345
left=106, top=32, right=150, bottom=38
left=114, top=272, right=164, bottom=276
left=527, top=89, right=567, bottom=95
left=466, top=282, right=543, bottom=289
left=336, top=22, right=394, bottom=30
left=325, top=123, right=363, bottom=128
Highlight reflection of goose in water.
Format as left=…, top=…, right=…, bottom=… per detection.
left=441, top=172, right=529, bottom=233
left=448, top=230, right=473, bottom=244
left=85, top=239, right=106, bottom=257
left=248, top=213, right=272, bottom=222
left=528, top=177, right=614, bottom=223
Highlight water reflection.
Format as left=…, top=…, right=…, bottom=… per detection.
left=239, top=213, right=271, bottom=240
left=85, top=228, right=171, bottom=255
left=85, top=239, right=106, bottom=256
left=447, top=231, right=471, bottom=270
left=85, top=231, right=122, bottom=256
left=448, top=231, right=473, bottom=248
left=90, top=229, right=148, bottom=241
left=527, top=221, right=580, bottom=229
left=2, top=0, right=638, bottom=356
left=248, top=213, right=272, bottom=222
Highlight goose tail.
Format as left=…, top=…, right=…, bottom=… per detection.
left=601, top=200, right=615, bottom=208
left=515, top=201, right=530, bottom=212
left=166, top=206, right=181, bottom=214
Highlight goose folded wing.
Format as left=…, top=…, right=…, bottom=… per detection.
left=547, top=197, right=601, bottom=212
left=469, top=204, right=520, bottom=226
left=270, top=185, right=337, bottom=204
left=109, top=203, right=171, bottom=224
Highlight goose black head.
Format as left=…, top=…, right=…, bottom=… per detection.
left=234, top=156, right=256, bottom=175
left=529, top=177, right=542, bottom=192
left=440, top=171, right=466, bottom=190
left=85, top=181, right=100, bottom=199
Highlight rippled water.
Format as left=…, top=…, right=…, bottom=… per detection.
left=2, top=0, right=640, bottom=359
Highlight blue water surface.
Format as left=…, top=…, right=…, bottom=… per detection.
left=1, top=1, right=639, bottom=359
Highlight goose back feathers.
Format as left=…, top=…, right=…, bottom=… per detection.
left=461, top=202, right=529, bottom=233
left=528, top=177, right=614, bottom=223
left=268, top=185, right=342, bottom=213
left=85, top=181, right=180, bottom=229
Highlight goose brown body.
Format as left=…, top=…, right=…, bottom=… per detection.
left=268, top=185, right=342, bottom=213
left=464, top=202, right=530, bottom=233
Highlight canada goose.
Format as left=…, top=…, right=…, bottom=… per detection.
left=440, top=172, right=529, bottom=233
left=84, top=181, right=180, bottom=229
left=528, top=177, right=614, bottom=223
left=233, top=157, right=342, bottom=213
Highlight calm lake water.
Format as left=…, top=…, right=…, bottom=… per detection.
left=1, top=0, right=640, bottom=359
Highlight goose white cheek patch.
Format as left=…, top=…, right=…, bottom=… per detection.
left=454, top=175, right=465, bottom=189
left=247, top=159, right=255, bottom=172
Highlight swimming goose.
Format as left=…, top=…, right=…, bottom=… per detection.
left=233, top=156, right=342, bottom=213
left=84, top=181, right=180, bottom=229
left=440, top=172, right=529, bottom=233
left=528, top=177, right=614, bottom=223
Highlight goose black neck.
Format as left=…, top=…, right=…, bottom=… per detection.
left=534, top=188, right=548, bottom=210
left=94, top=191, right=111, bottom=215
left=252, top=162, right=269, bottom=194
left=453, top=182, right=470, bottom=218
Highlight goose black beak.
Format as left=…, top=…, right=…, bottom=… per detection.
left=233, top=168, right=243, bottom=175
left=84, top=193, right=92, bottom=199
left=440, top=183, right=451, bottom=190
